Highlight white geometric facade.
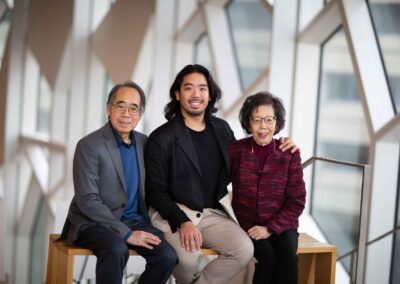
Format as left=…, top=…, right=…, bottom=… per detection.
left=0, top=0, right=400, bottom=283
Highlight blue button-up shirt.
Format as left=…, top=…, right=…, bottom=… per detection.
left=112, top=127, right=144, bottom=223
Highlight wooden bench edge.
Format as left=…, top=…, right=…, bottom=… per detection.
left=49, top=234, right=219, bottom=256
left=49, top=232, right=336, bottom=257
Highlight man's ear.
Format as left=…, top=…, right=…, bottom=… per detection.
left=175, top=91, right=180, bottom=101
left=106, top=104, right=111, bottom=117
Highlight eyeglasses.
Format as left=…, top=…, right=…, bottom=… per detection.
left=249, top=116, right=276, bottom=125
left=112, top=103, right=141, bottom=116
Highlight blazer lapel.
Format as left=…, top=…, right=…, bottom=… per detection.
left=134, top=131, right=146, bottom=192
left=174, top=117, right=202, bottom=176
left=103, top=123, right=127, bottom=192
left=134, top=131, right=149, bottom=219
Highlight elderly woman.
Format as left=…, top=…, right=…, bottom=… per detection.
left=229, top=92, right=306, bottom=284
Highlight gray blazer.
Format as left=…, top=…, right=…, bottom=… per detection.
left=61, top=122, right=149, bottom=244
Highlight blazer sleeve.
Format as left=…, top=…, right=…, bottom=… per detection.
left=266, top=151, right=306, bottom=235
left=72, top=139, right=131, bottom=239
left=145, top=135, right=190, bottom=232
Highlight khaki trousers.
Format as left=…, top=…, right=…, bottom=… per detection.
left=163, top=209, right=254, bottom=284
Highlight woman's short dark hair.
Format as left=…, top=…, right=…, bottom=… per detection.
left=164, top=64, right=221, bottom=121
left=239, top=91, right=286, bottom=135
left=106, top=81, right=146, bottom=112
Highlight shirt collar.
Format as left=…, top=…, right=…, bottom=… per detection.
left=110, top=121, right=136, bottom=148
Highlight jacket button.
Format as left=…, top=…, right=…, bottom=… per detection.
left=196, top=213, right=201, bottom=218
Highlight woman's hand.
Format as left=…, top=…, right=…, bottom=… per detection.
left=247, top=226, right=271, bottom=240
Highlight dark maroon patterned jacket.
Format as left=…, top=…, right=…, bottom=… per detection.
left=229, top=137, right=306, bottom=235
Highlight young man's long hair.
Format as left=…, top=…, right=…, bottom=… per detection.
left=164, top=64, right=222, bottom=121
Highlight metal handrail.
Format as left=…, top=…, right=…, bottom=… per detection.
left=302, top=155, right=371, bottom=284
left=303, top=156, right=369, bottom=169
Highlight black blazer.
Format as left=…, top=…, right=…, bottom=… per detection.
left=145, top=116, right=235, bottom=232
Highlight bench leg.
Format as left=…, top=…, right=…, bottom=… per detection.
left=315, top=253, right=335, bottom=284
left=298, top=254, right=316, bottom=284
left=56, top=250, right=74, bottom=284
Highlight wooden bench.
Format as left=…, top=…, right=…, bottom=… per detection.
left=297, top=233, right=336, bottom=284
left=46, top=232, right=336, bottom=284
left=45, top=234, right=218, bottom=284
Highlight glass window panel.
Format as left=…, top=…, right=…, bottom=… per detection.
left=336, top=253, right=354, bottom=284
left=398, top=166, right=400, bottom=228
left=103, top=74, right=114, bottom=123
left=311, top=160, right=363, bottom=274
left=37, top=74, right=52, bottom=135
left=396, top=149, right=400, bottom=284
left=365, top=232, right=394, bottom=284
left=397, top=148, right=400, bottom=229
left=314, top=27, right=370, bottom=279
left=368, top=2, right=400, bottom=112
left=392, top=230, right=400, bottom=283
left=5, top=0, right=14, bottom=8
left=226, top=0, right=272, bottom=90
left=0, top=9, right=11, bottom=66
left=30, top=199, right=48, bottom=284
left=194, top=33, right=214, bottom=75
left=316, top=27, right=370, bottom=165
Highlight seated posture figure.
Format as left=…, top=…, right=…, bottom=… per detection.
left=145, top=64, right=254, bottom=284
left=61, top=81, right=177, bottom=284
left=229, top=92, right=306, bottom=284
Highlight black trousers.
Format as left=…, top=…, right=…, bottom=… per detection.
left=76, top=220, right=177, bottom=284
left=252, top=229, right=298, bottom=284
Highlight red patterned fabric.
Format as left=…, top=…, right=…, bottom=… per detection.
left=229, top=137, right=306, bottom=235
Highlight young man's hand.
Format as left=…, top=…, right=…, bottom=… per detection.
left=279, top=137, right=299, bottom=153
left=179, top=221, right=203, bottom=252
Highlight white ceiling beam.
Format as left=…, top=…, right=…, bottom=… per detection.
left=268, top=0, right=299, bottom=137
left=175, top=8, right=206, bottom=43
left=203, top=2, right=242, bottom=111
left=339, top=0, right=395, bottom=134
left=375, top=114, right=400, bottom=142
left=297, top=1, right=341, bottom=44
left=92, top=0, right=155, bottom=84
left=145, top=0, right=176, bottom=133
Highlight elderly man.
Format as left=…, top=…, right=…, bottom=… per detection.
left=61, top=81, right=177, bottom=284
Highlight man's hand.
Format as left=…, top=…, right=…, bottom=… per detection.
left=247, top=226, right=270, bottom=240
left=126, top=230, right=161, bottom=249
left=279, top=137, right=299, bottom=153
left=179, top=221, right=203, bottom=252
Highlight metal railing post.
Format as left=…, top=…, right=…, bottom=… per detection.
left=302, top=156, right=371, bottom=284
